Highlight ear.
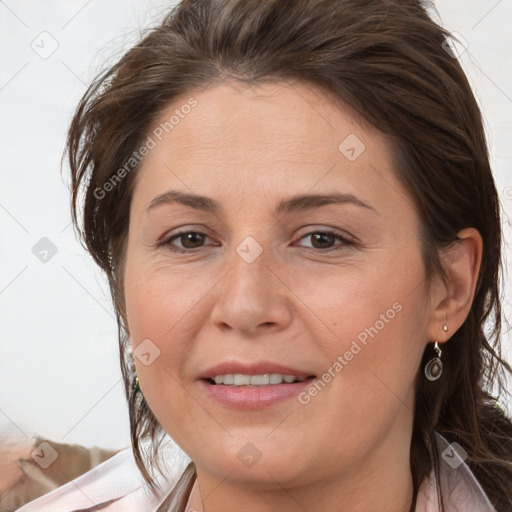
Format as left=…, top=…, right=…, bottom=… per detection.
left=425, top=227, right=483, bottom=344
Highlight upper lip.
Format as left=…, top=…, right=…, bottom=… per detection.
left=197, top=361, right=315, bottom=380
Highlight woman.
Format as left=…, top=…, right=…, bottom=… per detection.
left=16, top=0, right=512, bottom=510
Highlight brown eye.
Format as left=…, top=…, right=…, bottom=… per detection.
left=178, top=232, right=206, bottom=249
left=161, top=231, right=212, bottom=252
left=309, top=232, right=336, bottom=249
left=297, top=231, right=355, bottom=252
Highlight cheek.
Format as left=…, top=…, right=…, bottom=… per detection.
left=124, top=250, right=207, bottom=341
left=124, top=270, right=195, bottom=372
left=123, top=259, right=220, bottom=427
left=293, top=250, right=427, bottom=409
left=123, top=270, right=203, bottom=443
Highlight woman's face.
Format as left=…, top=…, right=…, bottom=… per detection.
left=124, top=81, right=438, bottom=492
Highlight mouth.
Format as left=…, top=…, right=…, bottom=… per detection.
left=198, top=370, right=317, bottom=409
left=197, top=361, right=317, bottom=409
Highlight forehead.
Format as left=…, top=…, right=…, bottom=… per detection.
left=147, top=80, right=377, bottom=155
left=130, top=80, right=408, bottom=219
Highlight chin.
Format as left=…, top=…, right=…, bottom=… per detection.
left=193, top=440, right=317, bottom=487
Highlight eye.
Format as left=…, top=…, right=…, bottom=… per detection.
left=160, top=230, right=214, bottom=253
left=296, top=230, right=355, bottom=252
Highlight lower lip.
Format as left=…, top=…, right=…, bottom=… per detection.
left=199, top=377, right=316, bottom=409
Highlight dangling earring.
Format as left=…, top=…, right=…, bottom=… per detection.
left=129, top=343, right=141, bottom=395
left=425, top=323, right=447, bottom=382
left=132, top=374, right=141, bottom=394
left=424, top=341, right=443, bottom=381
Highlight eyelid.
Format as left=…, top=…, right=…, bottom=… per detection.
left=295, top=225, right=356, bottom=242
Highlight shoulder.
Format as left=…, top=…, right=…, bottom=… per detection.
left=16, top=435, right=191, bottom=512
left=416, top=431, right=496, bottom=512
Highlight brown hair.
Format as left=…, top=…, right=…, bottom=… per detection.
left=64, top=0, right=512, bottom=510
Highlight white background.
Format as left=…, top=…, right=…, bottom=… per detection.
left=1, top=0, right=511, bottom=450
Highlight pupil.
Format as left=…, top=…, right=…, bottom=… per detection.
left=182, top=232, right=203, bottom=248
left=312, top=233, right=333, bottom=249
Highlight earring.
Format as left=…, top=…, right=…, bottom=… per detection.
left=424, top=341, right=443, bottom=381
left=132, top=374, right=141, bottom=394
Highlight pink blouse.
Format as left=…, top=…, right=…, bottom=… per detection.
left=15, top=432, right=496, bottom=512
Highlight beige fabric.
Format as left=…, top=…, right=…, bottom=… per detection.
left=0, top=435, right=119, bottom=512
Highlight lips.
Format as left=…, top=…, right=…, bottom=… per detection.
left=196, top=360, right=317, bottom=409
left=197, top=361, right=315, bottom=381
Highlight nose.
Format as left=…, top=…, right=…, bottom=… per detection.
left=209, top=238, right=293, bottom=336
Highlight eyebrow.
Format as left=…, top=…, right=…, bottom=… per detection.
left=145, top=190, right=378, bottom=216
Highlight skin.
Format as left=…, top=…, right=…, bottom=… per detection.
left=123, top=80, right=482, bottom=512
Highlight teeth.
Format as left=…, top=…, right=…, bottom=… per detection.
left=211, top=373, right=307, bottom=386
left=234, top=374, right=251, bottom=385
left=269, top=373, right=283, bottom=384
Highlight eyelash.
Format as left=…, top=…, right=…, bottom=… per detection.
left=158, top=229, right=355, bottom=254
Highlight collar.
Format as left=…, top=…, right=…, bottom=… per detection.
left=415, top=431, right=495, bottom=511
